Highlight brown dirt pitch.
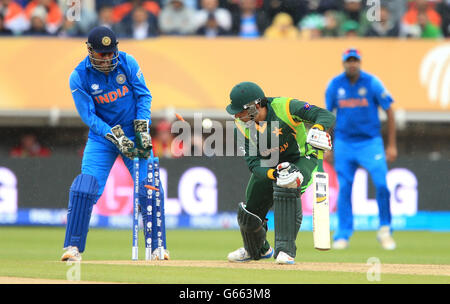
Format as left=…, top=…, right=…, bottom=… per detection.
left=1, top=260, right=448, bottom=284
left=86, top=260, right=450, bottom=276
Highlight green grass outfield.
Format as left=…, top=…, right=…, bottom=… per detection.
left=0, top=227, right=449, bottom=284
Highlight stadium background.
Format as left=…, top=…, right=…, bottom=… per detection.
left=0, top=0, right=449, bottom=232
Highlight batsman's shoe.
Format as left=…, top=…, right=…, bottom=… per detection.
left=275, top=251, right=295, bottom=265
left=377, top=226, right=396, bottom=250
left=227, top=247, right=274, bottom=262
left=332, top=239, right=349, bottom=250
left=152, top=248, right=170, bottom=260
left=61, top=246, right=81, bottom=262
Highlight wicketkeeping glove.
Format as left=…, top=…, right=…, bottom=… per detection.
left=105, top=125, right=136, bottom=159
left=306, top=124, right=332, bottom=151
left=134, top=148, right=150, bottom=159
left=274, top=162, right=304, bottom=189
left=134, top=119, right=152, bottom=158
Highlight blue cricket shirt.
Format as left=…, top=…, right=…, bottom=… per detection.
left=69, top=51, right=152, bottom=138
left=325, top=70, right=393, bottom=142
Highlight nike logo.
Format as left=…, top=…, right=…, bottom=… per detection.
left=71, top=89, right=78, bottom=93
left=374, top=154, right=383, bottom=160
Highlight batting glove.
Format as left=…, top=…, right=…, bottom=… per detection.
left=105, top=125, right=136, bottom=159
left=306, top=124, right=332, bottom=151
left=274, top=162, right=304, bottom=189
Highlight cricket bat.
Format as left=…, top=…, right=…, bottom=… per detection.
left=312, top=171, right=331, bottom=251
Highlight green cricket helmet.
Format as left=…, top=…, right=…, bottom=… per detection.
left=226, top=82, right=266, bottom=115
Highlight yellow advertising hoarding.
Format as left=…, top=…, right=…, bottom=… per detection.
left=0, top=37, right=448, bottom=113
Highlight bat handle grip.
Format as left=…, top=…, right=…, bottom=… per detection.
left=317, top=149, right=324, bottom=172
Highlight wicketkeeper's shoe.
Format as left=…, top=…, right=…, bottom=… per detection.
left=61, top=246, right=81, bottom=262
left=377, top=226, right=396, bottom=250
left=332, top=239, right=349, bottom=250
left=227, top=247, right=274, bottom=262
left=151, top=248, right=170, bottom=260
left=275, top=251, right=295, bottom=265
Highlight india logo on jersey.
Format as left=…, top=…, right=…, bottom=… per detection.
left=94, top=85, right=129, bottom=104
left=116, top=74, right=126, bottom=85
left=358, top=87, right=367, bottom=97
left=420, top=44, right=450, bottom=108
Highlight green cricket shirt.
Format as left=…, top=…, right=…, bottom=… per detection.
left=234, top=97, right=336, bottom=180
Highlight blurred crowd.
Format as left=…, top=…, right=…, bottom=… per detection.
left=9, top=133, right=52, bottom=157
left=0, top=0, right=449, bottom=39
left=8, top=119, right=203, bottom=159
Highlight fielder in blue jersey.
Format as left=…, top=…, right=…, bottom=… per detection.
left=61, top=26, right=168, bottom=261
left=325, top=48, right=397, bottom=250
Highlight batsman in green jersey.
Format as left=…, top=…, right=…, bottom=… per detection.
left=226, top=82, right=335, bottom=264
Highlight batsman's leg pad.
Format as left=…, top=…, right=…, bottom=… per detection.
left=237, top=202, right=267, bottom=260
left=273, top=185, right=302, bottom=258
left=63, top=174, right=99, bottom=253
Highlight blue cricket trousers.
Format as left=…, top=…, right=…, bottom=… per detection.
left=333, top=136, right=391, bottom=240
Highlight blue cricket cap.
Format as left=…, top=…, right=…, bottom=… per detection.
left=86, top=26, right=118, bottom=53
left=342, top=48, right=361, bottom=62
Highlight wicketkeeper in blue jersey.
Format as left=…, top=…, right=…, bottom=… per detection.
left=61, top=26, right=168, bottom=261
left=325, top=48, right=398, bottom=250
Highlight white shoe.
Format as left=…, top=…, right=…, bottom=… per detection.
left=152, top=247, right=170, bottom=260
left=332, top=239, right=349, bottom=250
left=61, top=246, right=81, bottom=262
left=377, top=226, right=396, bottom=250
left=275, top=251, right=295, bottom=265
left=227, top=247, right=273, bottom=262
